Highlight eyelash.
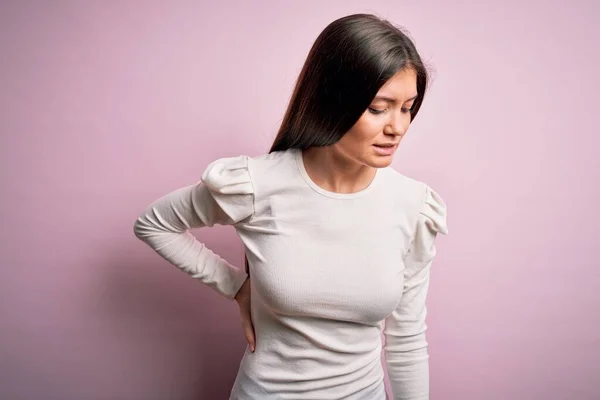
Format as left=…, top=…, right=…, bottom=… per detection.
left=368, top=107, right=412, bottom=115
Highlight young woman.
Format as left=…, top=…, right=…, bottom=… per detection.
left=134, top=13, right=448, bottom=400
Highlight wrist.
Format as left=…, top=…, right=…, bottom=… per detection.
left=234, top=277, right=249, bottom=302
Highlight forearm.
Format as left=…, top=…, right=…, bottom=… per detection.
left=385, top=341, right=429, bottom=400
left=133, top=184, right=248, bottom=299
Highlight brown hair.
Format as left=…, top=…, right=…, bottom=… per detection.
left=269, top=13, right=429, bottom=153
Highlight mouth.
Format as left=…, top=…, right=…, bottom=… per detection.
left=372, top=143, right=398, bottom=156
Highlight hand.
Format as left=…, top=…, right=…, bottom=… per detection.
left=234, top=278, right=255, bottom=352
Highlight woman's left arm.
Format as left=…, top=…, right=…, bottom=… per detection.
left=383, top=185, right=448, bottom=400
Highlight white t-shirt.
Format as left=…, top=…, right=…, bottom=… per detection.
left=134, top=148, right=448, bottom=400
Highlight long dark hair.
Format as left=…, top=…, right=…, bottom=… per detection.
left=269, top=13, right=429, bottom=153
left=244, top=14, right=429, bottom=276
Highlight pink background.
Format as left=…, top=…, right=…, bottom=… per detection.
left=1, top=1, right=598, bottom=399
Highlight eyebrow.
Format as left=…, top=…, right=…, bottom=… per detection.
left=373, top=94, right=419, bottom=103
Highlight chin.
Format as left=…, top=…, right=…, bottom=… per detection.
left=365, top=155, right=395, bottom=168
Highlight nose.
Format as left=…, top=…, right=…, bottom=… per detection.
left=384, top=110, right=408, bottom=137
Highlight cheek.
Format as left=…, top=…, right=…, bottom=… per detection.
left=346, top=115, right=383, bottom=142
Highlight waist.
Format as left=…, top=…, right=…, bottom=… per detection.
left=231, top=347, right=386, bottom=399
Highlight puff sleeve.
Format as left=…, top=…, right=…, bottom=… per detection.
left=133, top=156, right=254, bottom=299
left=383, top=184, right=449, bottom=400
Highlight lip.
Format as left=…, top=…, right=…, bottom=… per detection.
left=373, top=143, right=398, bottom=156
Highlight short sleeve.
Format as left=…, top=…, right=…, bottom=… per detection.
left=383, top=184, right=448, bottom=399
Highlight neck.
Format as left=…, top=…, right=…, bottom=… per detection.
left=301, top=147, right=377, bottom=194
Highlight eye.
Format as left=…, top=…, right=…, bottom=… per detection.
left=368, top=107, right=385, bottom=115
left=401, top=108, right=412, bottom=114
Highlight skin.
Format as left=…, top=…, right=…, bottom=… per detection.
left=235, top=67, right=419, bottom=352
left=304, top=67, right=418, bottom=193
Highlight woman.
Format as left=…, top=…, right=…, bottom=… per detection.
left=134, top=13, right=448, bottom=400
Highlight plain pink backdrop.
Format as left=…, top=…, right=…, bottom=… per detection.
left=1, top=1, right=598, bottom=399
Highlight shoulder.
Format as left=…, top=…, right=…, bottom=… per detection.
left=378, top=166, right=428, bottom=205
left=200, top=149, right=297, bottom=193
left=244, top=149, right=300, bottom=190
left=378, top=166, right=448, bottom=235
left=201, top=155, right=253, bottom=195
left=247, top=149, right=297, bottom=174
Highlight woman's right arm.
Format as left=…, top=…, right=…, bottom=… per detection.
left=133, top=156, right=254, bottom=300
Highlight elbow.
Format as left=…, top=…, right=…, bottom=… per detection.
left=133, top=217, right=143, bottom=239
left=385, top=345, right=429, bottom=367
left=133, top=213, right=150, bottom=240
left=384, top=331, right=429, bottom=360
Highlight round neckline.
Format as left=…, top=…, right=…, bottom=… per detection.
left=293, top=148, right=379, bottom=199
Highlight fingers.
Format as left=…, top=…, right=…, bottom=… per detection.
left=234, top=278, right=250, bottom=303
left=241, top=317, right=256, bottom=352
left=237, top=279, right=255, bottom=352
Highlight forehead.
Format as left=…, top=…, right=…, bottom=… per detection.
left=376, top=69, right=418, bottom=99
